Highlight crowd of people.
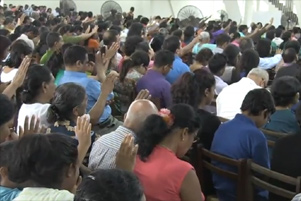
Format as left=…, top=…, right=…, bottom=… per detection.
left=1, top=3, right=301, bottom=201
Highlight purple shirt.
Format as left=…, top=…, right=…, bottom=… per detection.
left=136, top=69, right=171, bottom=108
left=210, top=29, right=225, bottom=44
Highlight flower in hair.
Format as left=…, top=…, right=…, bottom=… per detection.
left=159, top=108, right=174, bottom=127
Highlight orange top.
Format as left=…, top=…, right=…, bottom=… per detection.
left=134, top=146, right=196, bottom=201
left=88, top=39, right=99, bottom=49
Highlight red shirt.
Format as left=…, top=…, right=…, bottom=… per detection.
left=134, top=146, right=194, bottom=201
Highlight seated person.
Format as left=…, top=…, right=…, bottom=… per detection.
left=74, top=169, right=144, bottom=201
left=134, top=104, right=204, bottom=201
left=217, top=68, right=269, bottom=119
left=208, top=53, right=228, bottom=94
left=40, top=32, right=63, bottom=65
left=270, top=134, right=301, bottom=201
left=264, top=76, right=300, bottom=134
left=136, top=50, right=174, bottom=108
left=190, top=48, right=213, bottom=72
left=211, top=88, right=275, bottom=201
left=275, top=48, right=301, bottom=79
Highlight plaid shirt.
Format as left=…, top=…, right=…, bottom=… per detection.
left=292, top=194, right=301, bottom=201
left=88, top=126, right=135, bottom=170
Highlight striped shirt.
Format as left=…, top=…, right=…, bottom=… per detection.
left=88, top=126, right=135, bottom=170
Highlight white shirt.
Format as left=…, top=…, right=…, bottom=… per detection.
left=0, top=68, right=18, bottom=83
left=214, top=75, right=228, bottom=95
left=213, top=47, right=224, bottom=54
left=17, top=34, right=35, bottom=50
left=272, top=37, right=284, bottom=47
left=259, top=54, right=282, bottom=70
left=216, top=77, right=261, bottom=120
left=18, top=103, right=51, bottom=133
left=13, top=187, right=74, bottom=201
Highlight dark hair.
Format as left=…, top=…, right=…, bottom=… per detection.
left=239, top=49, right=259, bottom=75
left=103, top=30, right=118, bottom=46
left=88, top=11, right=93, bottom=18
left=140, top=17, right=149, bottom=26
left=59, top=25, right=72, bottom=35
left=266, top=30, right=276, bottom=41
left=3, top=17, right=14, bottom=25
left=48, top=83, right=86, bottom=123
left=8, top=134, right=78, bottom=189
left=284, top=40, right=301, bottom=53
left=47, top=43, right=73, bottom=78
left=223, top=44, right=240, bottom=66
left=282, top=48, right=297, bottom=63
left=256, top=38, right=271, bottom=58
left=0, top=141, right=16, bottom=167
left=171, top=69, right=215, bottom=108
left=238, top=25, right=248, bottom=32
left=127, top=22, right=143, bottom=37
left=150, top=34, right=164, bottom=52
left=135, top=41, right=149, bottom=53
left=240, top=88, right=275, bottom=115
left=172, top=29, right=183, bottom=39
left=0, top=35, right=11, bottom=60
left=184, top=26, right=194, bottom=42
left=74, top=169, right=143, bottom=201
left=120, top=50, right=149, bottom=82
left=22, top=64, right=52, bottom=104
left=5, top=40, right=32, bottom=68
left=0, top=94, right=15, bottom=127
left=21, top=25, right=38, bottom=36
left=281, top=31, right=292, bottom=42
left=208, top=53, right=227, bottom=74
left=46, top=32, right=61, bottom=48
left=136, top=104, right=200, bottom=161
left=239, top=38, right=254, bottom=53
left=275, top=28, right=282, bottom=37
left=63, top=45, right=87, bottom=66
left=163, top=35, right=180, bottom=53
left=124, top=36, right=144, bottom=56
left=216, top=33, right=231, bottom=46
left=0, top=29, right=10, bottom=36
left=109, top=25, right=121, bottom=35
left=154, top=50, right=174, bottom=68
left=195, top=48, right=213, bottom=66
left=271, top=76, right=300, bottom=107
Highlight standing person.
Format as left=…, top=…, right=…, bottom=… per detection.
left=211, top=89, right=275, bottom=201
left=136, top=50, right=174, bottom=108
left=40, top=32, right=63, bottom=65
left=126, top=7, right=134, bottom=21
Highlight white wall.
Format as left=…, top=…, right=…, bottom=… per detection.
left=4, top=0, right=287, bottom=25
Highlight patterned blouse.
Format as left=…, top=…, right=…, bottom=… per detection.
left=46, top=120, right=96, bottom=166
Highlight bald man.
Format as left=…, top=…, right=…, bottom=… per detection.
left=88, top=99, right=158, bottom=170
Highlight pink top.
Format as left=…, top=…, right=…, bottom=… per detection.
left=134, top=146, right=194, bottom=201
left=231, top=40, right=240, bottom=47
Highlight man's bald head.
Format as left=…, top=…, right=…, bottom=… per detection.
left=124, top=100, right=158, bottom=132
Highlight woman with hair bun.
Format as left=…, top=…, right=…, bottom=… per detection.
left=134, top=104, right=204, bottom=201
left=17, top=64, right=55, bottom=131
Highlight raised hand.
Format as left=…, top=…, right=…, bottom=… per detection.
left=75, top=115, right=92, bottom=149
left=135, top=89, right=151, bottom=100
left=19, top=115, right=46, bottom=138
left=101, top=71, right=118, bottom=96
left=105, top=41, right=120, bottom=62
left=116, top=134, right=138, bottom=171
left=11, top=56, right=31, bottom=88
left=92, top=25, right=99, bottom=34
left=85, top=25, right=91, bottom=34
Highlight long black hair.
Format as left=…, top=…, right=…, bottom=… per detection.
left=47, top=83, right=86, bottom=123
left=136, top=104, right=200, bottom=161
left=171, top=69, right=216, bottom=109
left=119, top=50, right=149, bottom=82
left=8, top=133, right=78, bottom=189
left=5, top=40, right=32, bottom=68
left=21, top=64, right=53, bottom=104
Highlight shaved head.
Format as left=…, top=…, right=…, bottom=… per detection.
left=124, top=100, right=158, bottom=132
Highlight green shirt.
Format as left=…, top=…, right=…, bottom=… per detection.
left=62, top=35, right=83, bottom=44
left=40, top=50, right=54, bottom=65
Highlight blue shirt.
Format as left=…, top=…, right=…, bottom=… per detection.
left=0, top=186, right=21, bottom=201
left=259, top=54, right=282, bottom=70
left=136, top=69, right=171, bottom=108
left=192, top=43, right=217, bottom=54
left=211, top=114, right=269, bottom=201
left=58, top=71, right=114, bottom=123
left=165, top=55, right=190, bottom=84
